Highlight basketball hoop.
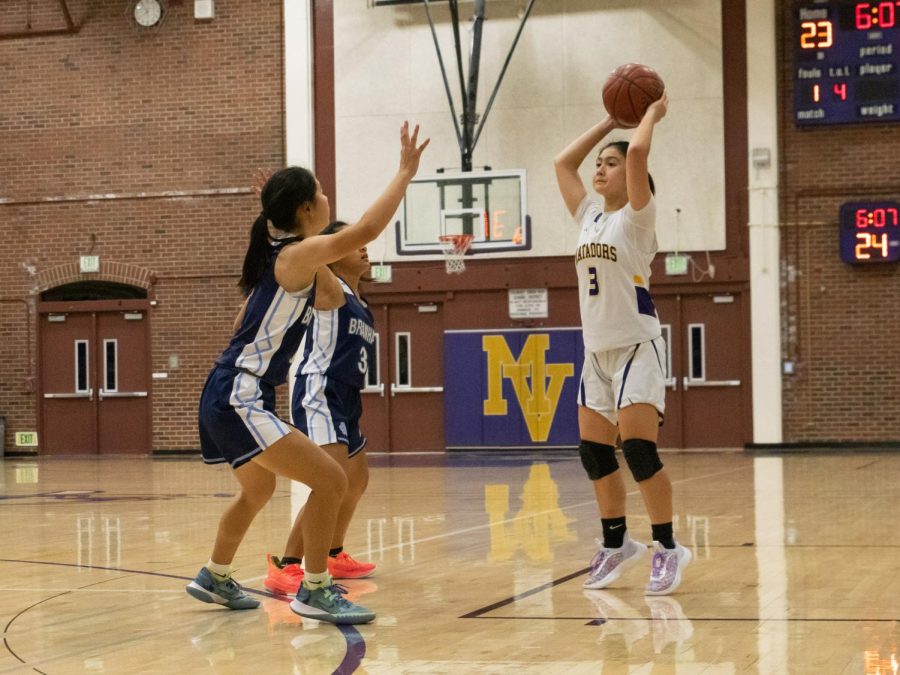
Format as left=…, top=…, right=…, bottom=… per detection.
left=438, top=234, right=473, bottom=274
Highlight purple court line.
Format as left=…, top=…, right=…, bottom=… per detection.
left=460, top=567, right=590, bottom=618
left=0, top=558, right=364, bottom=675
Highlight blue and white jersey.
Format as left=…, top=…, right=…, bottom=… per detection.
left=215, top=240, right=316, bottom=386
left=298, top=277, right=375, bottom=390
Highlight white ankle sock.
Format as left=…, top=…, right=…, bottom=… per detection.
left=303, top=570, right=332, bottom=590
left=207, top=560, right=231, bottom=580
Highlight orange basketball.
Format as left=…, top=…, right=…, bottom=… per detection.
left=602, top=63, right=665, bottom=128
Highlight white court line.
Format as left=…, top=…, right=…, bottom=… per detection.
left=372, top=462, right=753, bottom=555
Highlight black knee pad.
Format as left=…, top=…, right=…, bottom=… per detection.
left=579, top=440, right=618, bottom=480
left=622, top=438, right=663, bottom=482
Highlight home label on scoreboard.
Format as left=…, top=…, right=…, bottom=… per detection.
left=794, top=1, right=900, bottom=125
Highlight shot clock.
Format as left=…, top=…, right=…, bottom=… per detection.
left=839, top=201, right=900, bottom=263
left=794, top=1, right=900, bottom=125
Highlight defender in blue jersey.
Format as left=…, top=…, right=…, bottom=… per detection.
left=186, top=122, right=430, bottom=624
left=264, top=221, right=378, bottom=595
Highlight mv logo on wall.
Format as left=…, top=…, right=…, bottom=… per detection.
left=444, top=329, right=584, bottom=448
left=482, top=335, right=573, bottom=442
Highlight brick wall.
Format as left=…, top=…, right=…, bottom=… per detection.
left=0, top=0, right=285, bottom=452
left=778, top=2, right=900, bottom=442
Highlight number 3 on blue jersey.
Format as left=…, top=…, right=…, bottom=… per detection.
left=358, top=346, right=368, bottom=375
left=588, top=266, right=599, bottom=296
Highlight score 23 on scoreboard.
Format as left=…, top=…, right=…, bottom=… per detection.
left=794, top=1, right=900, bottom=125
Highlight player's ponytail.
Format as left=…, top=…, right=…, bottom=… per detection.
left=239, top=213, right=271, bottom=295
left=238, top=166, right=319, bottom=294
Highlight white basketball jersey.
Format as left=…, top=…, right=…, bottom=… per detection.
left=575, top=195, right=661, bottom=351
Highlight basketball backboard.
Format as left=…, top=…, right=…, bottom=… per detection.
left=395, top=169, right=531, bottom=256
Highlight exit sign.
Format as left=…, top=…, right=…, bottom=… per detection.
left=370, top=264, right=393, bottom=283
left=80, top=255, right=100, bottom=273
left=15, top=431, right=38, bottom=447
left=665, top=253, right=690, bottom=276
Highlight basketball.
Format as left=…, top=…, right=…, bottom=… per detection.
left=602, top=63, right=665, bottom=128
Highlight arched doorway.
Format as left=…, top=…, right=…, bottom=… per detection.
left=38, top=281, right=152, bottom=455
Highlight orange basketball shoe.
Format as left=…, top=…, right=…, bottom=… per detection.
left=327, top=551, right=375, bottom=579
left=264, top=554, right=304, bottom=595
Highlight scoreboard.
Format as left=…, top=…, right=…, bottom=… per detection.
left=839, top=201, right=900, bottom=263
left=794, top=1, right=900, bottom=125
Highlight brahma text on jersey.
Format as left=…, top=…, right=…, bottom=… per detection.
left=348, top=317, right=375, bottom=343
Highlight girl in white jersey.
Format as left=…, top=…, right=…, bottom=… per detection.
left=186, top=123, right=429, bottom=624
left=554, top=93, right=691, bottom=596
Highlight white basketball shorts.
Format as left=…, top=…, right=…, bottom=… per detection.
left=578, top=335, right=667, bottom=425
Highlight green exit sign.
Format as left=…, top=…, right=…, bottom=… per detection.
left=665, top=253, right=690, bottom=276
left=80, top=255, right=100, bottom=273
left=15, top=431, right=39, bottom=447
left=370, top=264, right=392, bottom=283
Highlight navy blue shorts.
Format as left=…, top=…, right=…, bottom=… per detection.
left=291, top=373, right=367, bottom=457
left=198, top=366, right=293, bottom=469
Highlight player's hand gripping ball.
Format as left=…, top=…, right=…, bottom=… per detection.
left=602, top=64, right=665, bottom=128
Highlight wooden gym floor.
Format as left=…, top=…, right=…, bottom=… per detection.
left=1, top=450, right=897, bottom=674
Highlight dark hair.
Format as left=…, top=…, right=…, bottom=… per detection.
left=320, top=220, right=348, bottom=237
left=239, top=167, right=318, bottom=294
left=320, top=220, right=374, bottom=287
left=599, top=140, right=656, bottom=195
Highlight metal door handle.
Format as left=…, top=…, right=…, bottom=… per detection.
left=99, top=390, right=148, bottom=400
left=44, top=389, right=93, bottom=400
left=390, top=384, right=444, bottom=396
left=363, top=384, right=385, bottom=397
left=682, top=377, right=741, bottom=391
left=665, top=377, right=677, bottom=391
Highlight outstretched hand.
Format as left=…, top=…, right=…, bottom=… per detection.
left=251, top=167, right=274, bottom=198
left=398, top=121, right=430, bottom=178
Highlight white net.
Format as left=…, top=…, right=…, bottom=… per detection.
left=438, top=234, right=473, bottom=274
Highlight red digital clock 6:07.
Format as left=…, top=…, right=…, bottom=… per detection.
left=839, top=201, right=900, bottom=263
left=855, top=2, right=899, bottom=29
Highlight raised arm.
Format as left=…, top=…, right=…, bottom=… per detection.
left=625, top=92, right=668, bottom=212
left=276, top=122, right=429, bottom=291
left=554, top=116, right=618, bottom=217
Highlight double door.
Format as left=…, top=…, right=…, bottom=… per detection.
left=654, top=292, right=750, bottom=448
left=360, top=302, right=445, bottom=452
left=39, top=301, right=152, bottom=455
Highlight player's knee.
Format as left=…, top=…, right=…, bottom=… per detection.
left=579, top=440, right=618, bottom=480
left=348, top=463, right=368, bottom=498
left=240, top=483, right=275, bottom=512
left=622, top=438, right=663, bottom=482
left=333, top=469, right=349, bottom=498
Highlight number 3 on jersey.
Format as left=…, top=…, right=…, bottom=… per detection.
left=587, top=266, right=600, bottom=296
left=358, top=346, right=368, bottom=375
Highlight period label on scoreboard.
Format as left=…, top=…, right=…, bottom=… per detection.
left=794, top=1, right=900, bottom=125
